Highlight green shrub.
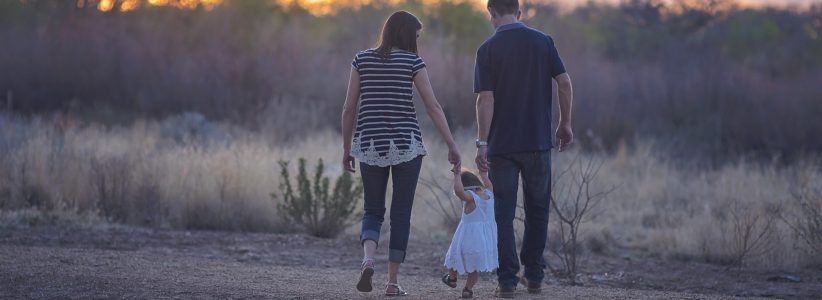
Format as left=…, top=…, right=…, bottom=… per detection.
left=273, top=158, right=362, bottom=238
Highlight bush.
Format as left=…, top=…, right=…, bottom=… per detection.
left=724, top=198, right=778, bottom=267
left=418, top=172, right=462, bottom=232
left=273, top=158, right=362, bottom=238
left=547, top=156, right=616, bottom=285
left=781, top=182, right=822, bottom=266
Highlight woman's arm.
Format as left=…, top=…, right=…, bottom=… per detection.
left=341, top=66, right=360, bottom=172
left=453, top=168, right=473, bottom=202
left=413, top=68, right=460, bottom=169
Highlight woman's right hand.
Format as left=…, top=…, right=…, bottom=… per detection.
left=343, top=152, right=356, bottom=173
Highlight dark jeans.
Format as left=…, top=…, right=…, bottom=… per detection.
left=359, top=156, right=423, bottom=263
left=489, top=151, right=551, bottom=288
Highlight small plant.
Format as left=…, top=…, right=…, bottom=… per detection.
left=548, top=156, right=615, bottom=285
left=272, top=158, right=363, bottom=238
left=726, top=199, right=777, bottom=268
left=703, top=197, right=777, bottom=268
left=780, top=184, right=822, bottom=262
left=419, top=172, right=462, bottom=231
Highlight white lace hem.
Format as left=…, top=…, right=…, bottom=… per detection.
left=444, top=262, right=498, bottom=275
left=351, top=133, right=427, bottom=167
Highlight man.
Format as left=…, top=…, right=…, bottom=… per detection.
left=473, top=0, right=574, bottom=297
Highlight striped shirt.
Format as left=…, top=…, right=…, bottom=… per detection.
left=350, top=49, right=427, bottom=167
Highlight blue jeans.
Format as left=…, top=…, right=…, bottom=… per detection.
left=490, top=151, right=551, bottom=288
left=359, top=156, right=423, bottom=263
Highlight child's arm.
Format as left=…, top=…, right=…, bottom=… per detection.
left=479, top=170, right=493, bottom=194
left=453, top=168, right=473, bottom=202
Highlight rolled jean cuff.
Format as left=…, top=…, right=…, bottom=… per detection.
left=361, top=230, right=380, bottom=246
left=388, top=248, right=406, bottom=263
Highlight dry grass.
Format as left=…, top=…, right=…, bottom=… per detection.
left=0, top=113, right=819, bottom=270
left=572, top=145, right=819, bottom=270
left=0, top=113, right=340, bottom=232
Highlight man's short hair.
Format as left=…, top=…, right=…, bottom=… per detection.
left=487, top=0, right=519, bottom=16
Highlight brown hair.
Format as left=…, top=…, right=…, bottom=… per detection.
left=487, top=0, right=519, bottom=16
left=375, top=11, right=422, bottom=59
left=460, top=170, right=484, bottom=189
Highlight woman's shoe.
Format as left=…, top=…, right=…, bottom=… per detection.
left=385, top=282, right=408, bottom=296
left=356, top=259, right=375, bottom=292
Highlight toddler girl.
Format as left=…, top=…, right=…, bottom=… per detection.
left=442, top=167, right=498, bottom=298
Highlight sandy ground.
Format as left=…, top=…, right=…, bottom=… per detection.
left=0, top=226, right=817, bottom=299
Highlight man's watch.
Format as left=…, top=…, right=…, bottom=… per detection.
left=476, top=140, right=488, bottom=147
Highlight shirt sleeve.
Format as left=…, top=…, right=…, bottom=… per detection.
left=351, top=53, right=360, bottom=71
left=411, top=55, right=426, bottom=78
left=473, top=44, right=494, bottom=93
left=547, top=36, right=566, bottom=77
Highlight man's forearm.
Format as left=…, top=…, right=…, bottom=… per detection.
left=476, top=92, right=494, bottom=141
left=556, top=74, right=573, bottom=126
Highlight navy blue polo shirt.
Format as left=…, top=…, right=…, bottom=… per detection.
left=474, top=22, right=566, bottom=156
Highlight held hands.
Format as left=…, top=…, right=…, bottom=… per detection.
left=475, top=146, right=489, bottom=172
left=555, top=123, right=574, bottom=152
left=448, top=145, right=461, bottom=172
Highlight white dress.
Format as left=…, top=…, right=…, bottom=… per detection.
left=444, top=190, right=499, bottom=275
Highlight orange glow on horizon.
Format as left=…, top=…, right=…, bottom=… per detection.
left=97, top=0, right=115, bottom=11
left=275, top=0, right=411, bottom=15
left=95, top=0, right=818, bottom=15
left=120, top=0, right=140, bottom=12
left=94, top=0, right=221, bottom=12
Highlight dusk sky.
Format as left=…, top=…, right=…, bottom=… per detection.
left=98, top=0, right=822, bottom=13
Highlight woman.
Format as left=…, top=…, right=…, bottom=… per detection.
left=341, top=11, right=461, bottom=296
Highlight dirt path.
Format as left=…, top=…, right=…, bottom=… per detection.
left=0, top=226, right=803, bottom=299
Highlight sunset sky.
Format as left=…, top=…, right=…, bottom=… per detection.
left=96, top=0, right=821, bottom=14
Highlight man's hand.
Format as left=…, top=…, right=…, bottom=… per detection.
left=343, top=152, right=356, bottom=173
left=475, top=146, right=489, bottom=172
left=555, top=124, right=574, bottom=152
